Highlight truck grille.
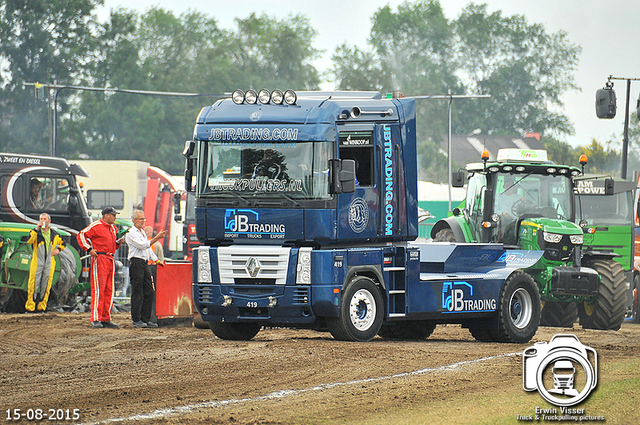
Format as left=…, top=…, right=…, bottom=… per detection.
left=217, top=246, right=290, bottom=285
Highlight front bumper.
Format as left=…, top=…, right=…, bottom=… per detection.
left=550, top=266, right=599, bottom=296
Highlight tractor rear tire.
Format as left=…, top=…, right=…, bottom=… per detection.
left=540, top=301, right=578, bottom=328
left=489, top=271, right=540, bottom=343
left=578, top=259, right=626, bottom=330
left=631, top=274, right=640, bottom=324
left=209, top=321, right=261, bottom=340
left=434, top=228, right=456, bottom=242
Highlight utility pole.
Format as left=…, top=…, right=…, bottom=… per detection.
left=24, top=82, right=225, bottom=157
left=410, top=92, right=491, bottom=210
left=595, top=75, right=640, bottom=180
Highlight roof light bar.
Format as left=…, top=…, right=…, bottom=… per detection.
left=230, top=88, right=297, bottom=105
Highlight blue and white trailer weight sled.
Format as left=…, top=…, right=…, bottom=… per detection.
left=184, top=89, right=544, bottom=342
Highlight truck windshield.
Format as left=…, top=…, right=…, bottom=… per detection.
left=198, top=141, right=331, bottom=200
left=494, top=172, right=573, bottom=220
left=576, top=191, right=634, bottom=225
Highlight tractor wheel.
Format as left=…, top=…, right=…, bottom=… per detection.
left=0, top=287, right=27, bottom=313
left=377, top=321, right=436, bottom=340
left=578, top=259, right=626, bottom=330
left=434, top=228, right=456, bottom=242
left=631, top=274, right=640, bottom=324
left=208, top=321, right=261, bottom=340
left=540, top=301, right=578, bottom=328
left=327, top=277, right=383, bottom=342
left=489, top=271, right=540, bottom=343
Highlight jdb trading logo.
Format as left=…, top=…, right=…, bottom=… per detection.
left=517, top=334, right=603, bottom=422
left=441, top=281, right=496, bottom=312
left=224, top=209, right=285, bottom=239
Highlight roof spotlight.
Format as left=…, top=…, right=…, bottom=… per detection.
left=258, top=89, right=271, bottom=104
left=245, top=89, right=258, bottom=104
left=232, top=89, right=245, bottom=104
left=271, top=89, right=284, bottom=105
left=284, top=89, right=297, bottom=105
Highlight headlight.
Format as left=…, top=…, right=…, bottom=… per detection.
left=258, top=89, right=271, bottom=104
left=232, top=89, right=245, bottom=104
left=569, top=234, right=584, bottom=244
left=271, top=89, right=284, bottom=104
left=197, top=247, right=212, bottom=283
left=543, top=232, right=563, bottom=244
left=284, top=89, right=297, bottom=105
left=245, top=89, right=258, bottom=104
left=296, top=247, right=312, bottom=284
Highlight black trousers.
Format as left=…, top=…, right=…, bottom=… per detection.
left=130, top=257, right=155, bottom=323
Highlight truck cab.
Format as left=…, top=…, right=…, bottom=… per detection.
left=0, top=153, right=91, bottom=236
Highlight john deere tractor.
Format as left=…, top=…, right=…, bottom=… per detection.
left=0, top=223, right=82, bottom=312
left=432, top=149, right=626, bottom=330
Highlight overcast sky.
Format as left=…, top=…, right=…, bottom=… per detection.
left=100, top=0, right=640, bottom=150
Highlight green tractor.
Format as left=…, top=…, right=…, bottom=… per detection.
left=574, top=174, right=636, bottom=322
left=0, top=223, right=82, bottom=312
left=432, top=148, right=626, bottom=330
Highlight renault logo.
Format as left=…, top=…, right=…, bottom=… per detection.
left=245, top=257, right=261, bottom=278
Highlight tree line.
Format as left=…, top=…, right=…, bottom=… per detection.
left=1, top=0, right=638, bottom=178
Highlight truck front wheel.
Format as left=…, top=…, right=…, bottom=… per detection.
left=209, top=321, right=261, bottom=340
left=578, top=259, right=626, bottom=330
left=491, top=271, right=541, bottom=343
left=328, top=277, right=383, bottom=342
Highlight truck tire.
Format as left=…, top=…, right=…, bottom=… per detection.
left=540, top=301, right=578, bottom=328
left=578, top=259, right=626, bottom=330
left=327, top=277, right=383, bottom=342
left=490, top=271, right=540, bottom=343
left=468, top=328, right=493, bottom=342
left=208, top=321, right=261, bottom=340
left=378, top=321, right=436, bottom=340
left=434, top=228, right=456, bottom=242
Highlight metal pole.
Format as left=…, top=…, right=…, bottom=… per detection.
left=447, top=90, right=453, bottom=211
left=622, top=79, right=631, bottom=180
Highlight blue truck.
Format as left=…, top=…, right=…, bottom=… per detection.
left=183, top=89, right=544, bottom=342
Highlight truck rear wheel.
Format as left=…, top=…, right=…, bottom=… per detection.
left=378, top=321, right=436, bottom=340
left=328, top=277, right=383, bottom=342
left=434, top=228, right=456, bottom=242
left=578, top=259, right=626, bottom=330
left=540, top=301, right=578, bottom=328
left=208, top=321, right=261, bottom=340
left=491, top=271, right=540, bottom=343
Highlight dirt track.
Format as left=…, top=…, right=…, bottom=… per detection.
left=1, top=312, right=639, bottom=424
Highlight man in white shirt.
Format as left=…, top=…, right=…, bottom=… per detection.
left=126, top=210, right=167, bottom=328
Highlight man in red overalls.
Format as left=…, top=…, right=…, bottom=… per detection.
left=77, top=207, right=124, bottom=328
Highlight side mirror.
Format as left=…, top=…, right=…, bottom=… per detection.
left=329, top=159, right=356, bottom=194
left=595, top=86, right=616, bottom=119
left=184, top=159, right=195, bottom=193
left=340, top=159, right=356, bottom=193
left=452, top=171, right=465, bottom=188
left=604, top=177, right=615, bottom=195
left=183, top=140, right=195, bottom=158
